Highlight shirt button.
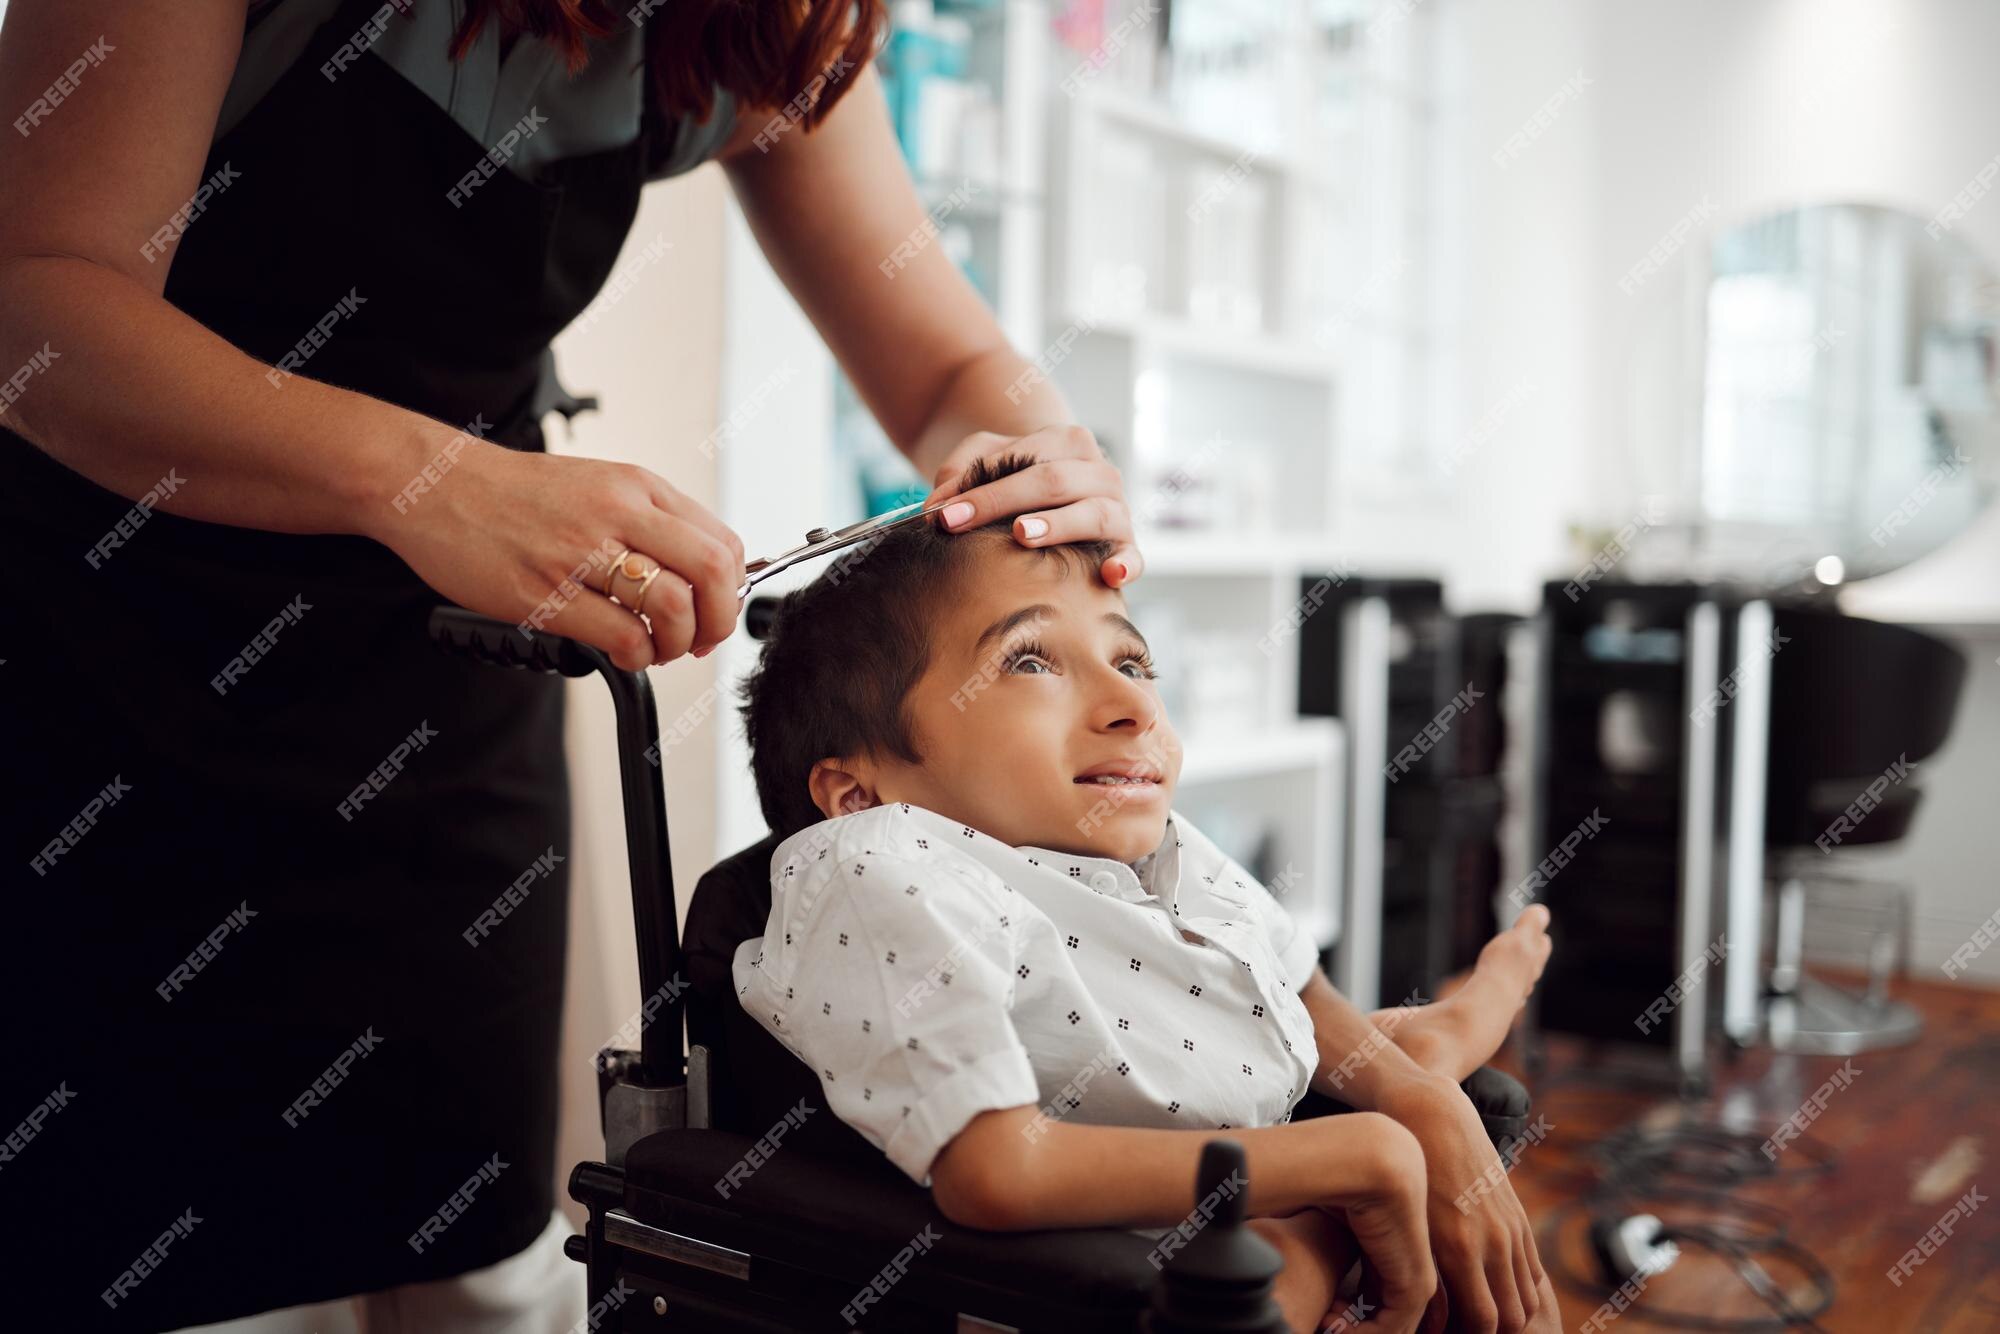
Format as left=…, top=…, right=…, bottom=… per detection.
left=1089, top=871, right=1119, bottom=893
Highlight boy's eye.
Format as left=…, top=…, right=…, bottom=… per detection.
left=1001, top=640, right=1054, bottom=674
left=1001, top=638, right=1158, bottom=679
left=1117, top=645, right=1159, bottom=679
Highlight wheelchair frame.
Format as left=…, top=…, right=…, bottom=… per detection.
left=428, top=605, right=1529, bottom=1333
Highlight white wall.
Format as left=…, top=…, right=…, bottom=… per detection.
left=1410, top=0, right=1603, bottom=615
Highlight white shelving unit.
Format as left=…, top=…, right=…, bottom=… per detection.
left=1035, top=0, right=1452, bottom=961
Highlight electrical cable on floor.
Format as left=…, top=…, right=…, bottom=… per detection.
left=1533, top=1107, right=1840, bottom=1331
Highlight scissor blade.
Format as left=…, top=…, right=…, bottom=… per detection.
left=735, top=497, right=954, bottom=600
left=827, top=496, right=950, bottom=541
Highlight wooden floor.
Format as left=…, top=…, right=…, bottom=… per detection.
left=1494, top=972, right=2000, bottom=1333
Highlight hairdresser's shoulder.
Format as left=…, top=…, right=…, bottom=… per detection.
left=771, top=803, right=1013, bottom=896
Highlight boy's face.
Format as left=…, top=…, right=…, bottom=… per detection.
left=832, top=542, right=1183, bottom=862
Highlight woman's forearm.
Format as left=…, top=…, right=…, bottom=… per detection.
left=0, top=253, right=437, bottom=540
left=904, top=344, right=1077, bottom=481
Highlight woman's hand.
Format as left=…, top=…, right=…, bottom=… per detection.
left=1376, top=1076, right=1547, bottom=1334
left=365, top=431, right=745, bottom=672
left=920, top=424, right=1143, bottom=589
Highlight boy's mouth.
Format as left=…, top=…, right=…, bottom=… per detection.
left=1073, top=762, right=1165, bottom=788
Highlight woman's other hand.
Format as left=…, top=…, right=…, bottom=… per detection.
left=364, top=426, right=745, bottom=672
left=920, top=424, right=1143, bottom=590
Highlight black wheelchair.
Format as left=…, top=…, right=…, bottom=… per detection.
left=428, top=606, right=1532, bottom=1333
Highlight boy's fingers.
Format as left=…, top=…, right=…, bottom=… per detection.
left=1421, top=1287, right=1451, bottom=1333
left=1486, top=1249, right=1526, bottom=1332
left=1514, top=1239, right=1540, bottom=1323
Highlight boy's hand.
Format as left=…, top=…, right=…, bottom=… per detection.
left=1329, top=1115, right=1441, bottom=1334
left=920, top=424, right=1143, bottom=589
left=1377, top=1076, right=1547, bottom=1334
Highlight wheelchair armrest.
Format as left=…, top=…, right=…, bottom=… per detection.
left=1461, top=1065, right=1531, bottom=1147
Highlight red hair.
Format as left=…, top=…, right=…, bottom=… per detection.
left=444, top=0, right=885, bottom=134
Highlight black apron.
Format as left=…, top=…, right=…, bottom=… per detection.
left=2, top=0, right=660, bottom=1324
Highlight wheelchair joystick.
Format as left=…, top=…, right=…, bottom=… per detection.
left=1142, top=1138, right=1289, bottom=1334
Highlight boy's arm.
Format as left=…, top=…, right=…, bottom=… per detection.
left=1297, top=967, right=1451, bottom=1111
left=1296, top=968, right=1548, bottom=1334
left=930, top=1106, right=1438, bottom=1334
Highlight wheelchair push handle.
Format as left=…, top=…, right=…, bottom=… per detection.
left=426, top=604, right=688, bottom=1086
left=426, top=604, right=608, bottom=678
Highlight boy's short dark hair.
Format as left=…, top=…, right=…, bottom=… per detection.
left=738, top=450, right=1116, bottom=840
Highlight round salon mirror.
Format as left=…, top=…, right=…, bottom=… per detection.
left=1690, top=201, right=1998, bottom=584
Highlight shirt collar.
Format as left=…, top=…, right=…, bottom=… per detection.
left=1016, top=809, right=1185, bottom=910
left=881, top=802, right=1187, bottom=910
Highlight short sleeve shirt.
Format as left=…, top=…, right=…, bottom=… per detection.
left=730, top=802, right=1325, bottom=1190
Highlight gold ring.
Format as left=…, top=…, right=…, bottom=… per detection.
left=607, top=551, right=663, bottom=612
left=602, top=548, right=634, bottom=598
left=627, top=564, right=665, bottom=617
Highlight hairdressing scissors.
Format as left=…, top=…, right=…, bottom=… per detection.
left=736, top=496, right=956, bottom=599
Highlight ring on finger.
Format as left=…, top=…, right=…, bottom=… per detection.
left=606, top=550, right=662, bottom=610
left=602, top=548, right=636, bottom=598
left=636, top=567, right=698, bottom=627
left=625, top=564, right=666, bottom=619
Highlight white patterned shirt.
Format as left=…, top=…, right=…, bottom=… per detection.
left=730, top=801, right=1323, bottom=1191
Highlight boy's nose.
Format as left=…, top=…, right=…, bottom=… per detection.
left=1090, top=670, right=1160, bottom=733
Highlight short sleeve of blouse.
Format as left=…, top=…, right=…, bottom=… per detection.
left=646, top=86, right=738, bottom=180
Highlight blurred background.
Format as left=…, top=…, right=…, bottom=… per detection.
left=519, top=0, right=1999, bottom=1321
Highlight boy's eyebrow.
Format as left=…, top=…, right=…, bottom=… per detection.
left=1105, top=612, right=1149, bottom=648
left=974, top=604, right=1056, bottom=656
left=974, top=605, right=1151, bottom=655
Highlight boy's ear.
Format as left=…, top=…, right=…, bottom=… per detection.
left=808, top=758, right=879, bottom=820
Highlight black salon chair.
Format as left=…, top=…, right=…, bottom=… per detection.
left=428, top=606, right=1533, bottom=1332
left=1759, top=605, right=1967, bottom=1052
